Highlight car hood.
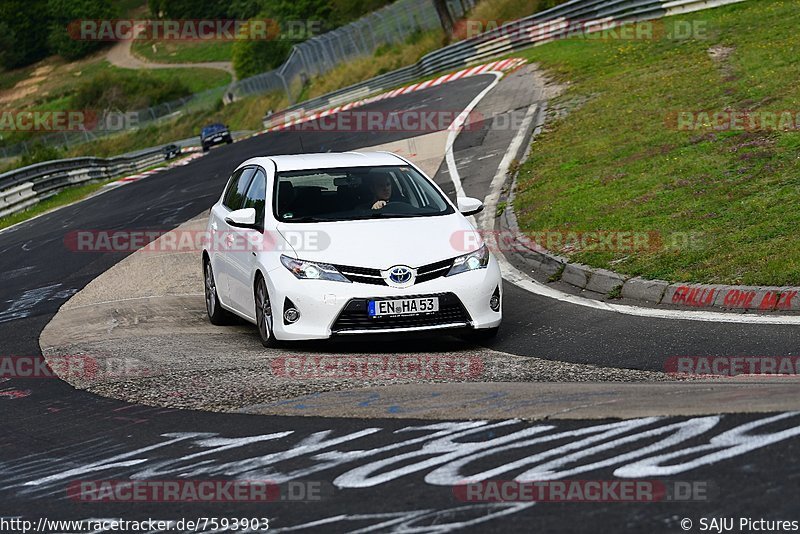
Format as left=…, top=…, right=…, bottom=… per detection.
left=276, top=213, right=483, bottom=269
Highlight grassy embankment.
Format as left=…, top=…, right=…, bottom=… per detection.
left=512, top=0, right=800, bottom=285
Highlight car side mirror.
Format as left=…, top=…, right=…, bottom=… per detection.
left=225, top=208, right=258, bottom=229
left=457, top=197, right=484, bottom=216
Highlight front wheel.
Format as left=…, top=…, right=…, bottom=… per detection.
left=255, top=276, right=279, bottom=348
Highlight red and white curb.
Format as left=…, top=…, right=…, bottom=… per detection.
left=104, top=150, right=205, bottom=187
left=261, top=57, right=528, bottom=133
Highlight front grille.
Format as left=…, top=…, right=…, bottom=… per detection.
left=332, top=258, right=455, bottom=286
left=416, top=258, right=453, bottom=284
left=331, top=292, right=471, bottom=333
left=335, top=264, right=384, bottom=285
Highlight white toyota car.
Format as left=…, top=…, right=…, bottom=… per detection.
left=202, top=152, right=502, bottom=346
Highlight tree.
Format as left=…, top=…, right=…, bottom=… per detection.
left=0, top=0, right=50, bottom=68
left=432, top=0, right=454, bottom=35
left=47, top=0, right=115, bottom=61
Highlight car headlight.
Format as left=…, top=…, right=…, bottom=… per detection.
left=280, top=255, right=350, bottom=282
left=446, top=244, right=489, bottom=276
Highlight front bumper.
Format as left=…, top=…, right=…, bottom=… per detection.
left=203, top=134, right=232, bottom=146
left=266, top=257, right=502, bottom=340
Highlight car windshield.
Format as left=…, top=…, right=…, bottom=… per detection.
left=274, top=165, right=454, bottom=222
left=201, top=124, right=225, bottom=136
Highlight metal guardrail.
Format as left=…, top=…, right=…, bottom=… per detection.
left=262, top=0, right=747, bottom=127
left=0, top=147, right=167, bottom=218
left=231, top=0, right=476, bottom=104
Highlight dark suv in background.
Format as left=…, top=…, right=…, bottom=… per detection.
left=200, top=123, right=233, bottom=152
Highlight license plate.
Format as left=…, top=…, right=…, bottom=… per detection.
left=213, top=136, right=222, bottom=142
left=368, top=297, right=439, bottom=317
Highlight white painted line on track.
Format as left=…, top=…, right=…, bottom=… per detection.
left=445, top=71, right=503, bottom=199
left=478, top=103, right=538, bottom=231
left=445, top=72, right=800, bottom=325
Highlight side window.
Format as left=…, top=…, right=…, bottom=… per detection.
left=243, top=168, right=266, bottom=229
left=221, top=169, right=243, bottom=208
left=223, top=167, right=256, bottom=210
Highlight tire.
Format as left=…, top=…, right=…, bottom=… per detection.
left=204, top=259, right=233, bottom=325
left=254, top=275, right=279, bottom=348
left=202, top=144, right=209, bottom=152
left=226, top=137, right=233, bottom=144
left=462, top=326, right=499, bottom=343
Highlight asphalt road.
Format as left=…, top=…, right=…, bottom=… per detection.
left=1, top=73, right=799, bottom=532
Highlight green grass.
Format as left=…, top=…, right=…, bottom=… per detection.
left=302, top=30, right=446, bottom=100
left=512, top=0, right=800, bottom=286
left=129, top=65, right=231, bottom=93
left=131, top=40, right=235, bottom=64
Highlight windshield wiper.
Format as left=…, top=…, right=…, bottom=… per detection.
left=280, top=216, right=325, bottom=223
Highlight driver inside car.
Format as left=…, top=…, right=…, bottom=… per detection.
left=366, top=174, right=393, bottom=210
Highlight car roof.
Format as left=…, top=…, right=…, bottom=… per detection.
left=238, top=152, right=407, bottom=173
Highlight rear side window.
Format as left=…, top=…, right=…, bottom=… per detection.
left=223, top=167, right=256, bottom=210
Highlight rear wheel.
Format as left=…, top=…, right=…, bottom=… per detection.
left=255, top=276, right=279, bottom=347
left=204, top=259, right=233, bottom=325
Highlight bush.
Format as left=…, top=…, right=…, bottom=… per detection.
left=232, top=35, right=292, bottom=79
left=148, top=0, right=228, bottom=19
left=20, top=143, right=64, bottom=167
left=72, top=71, right=191, bottom=110
left=330, top=0, right=392, bottom=26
